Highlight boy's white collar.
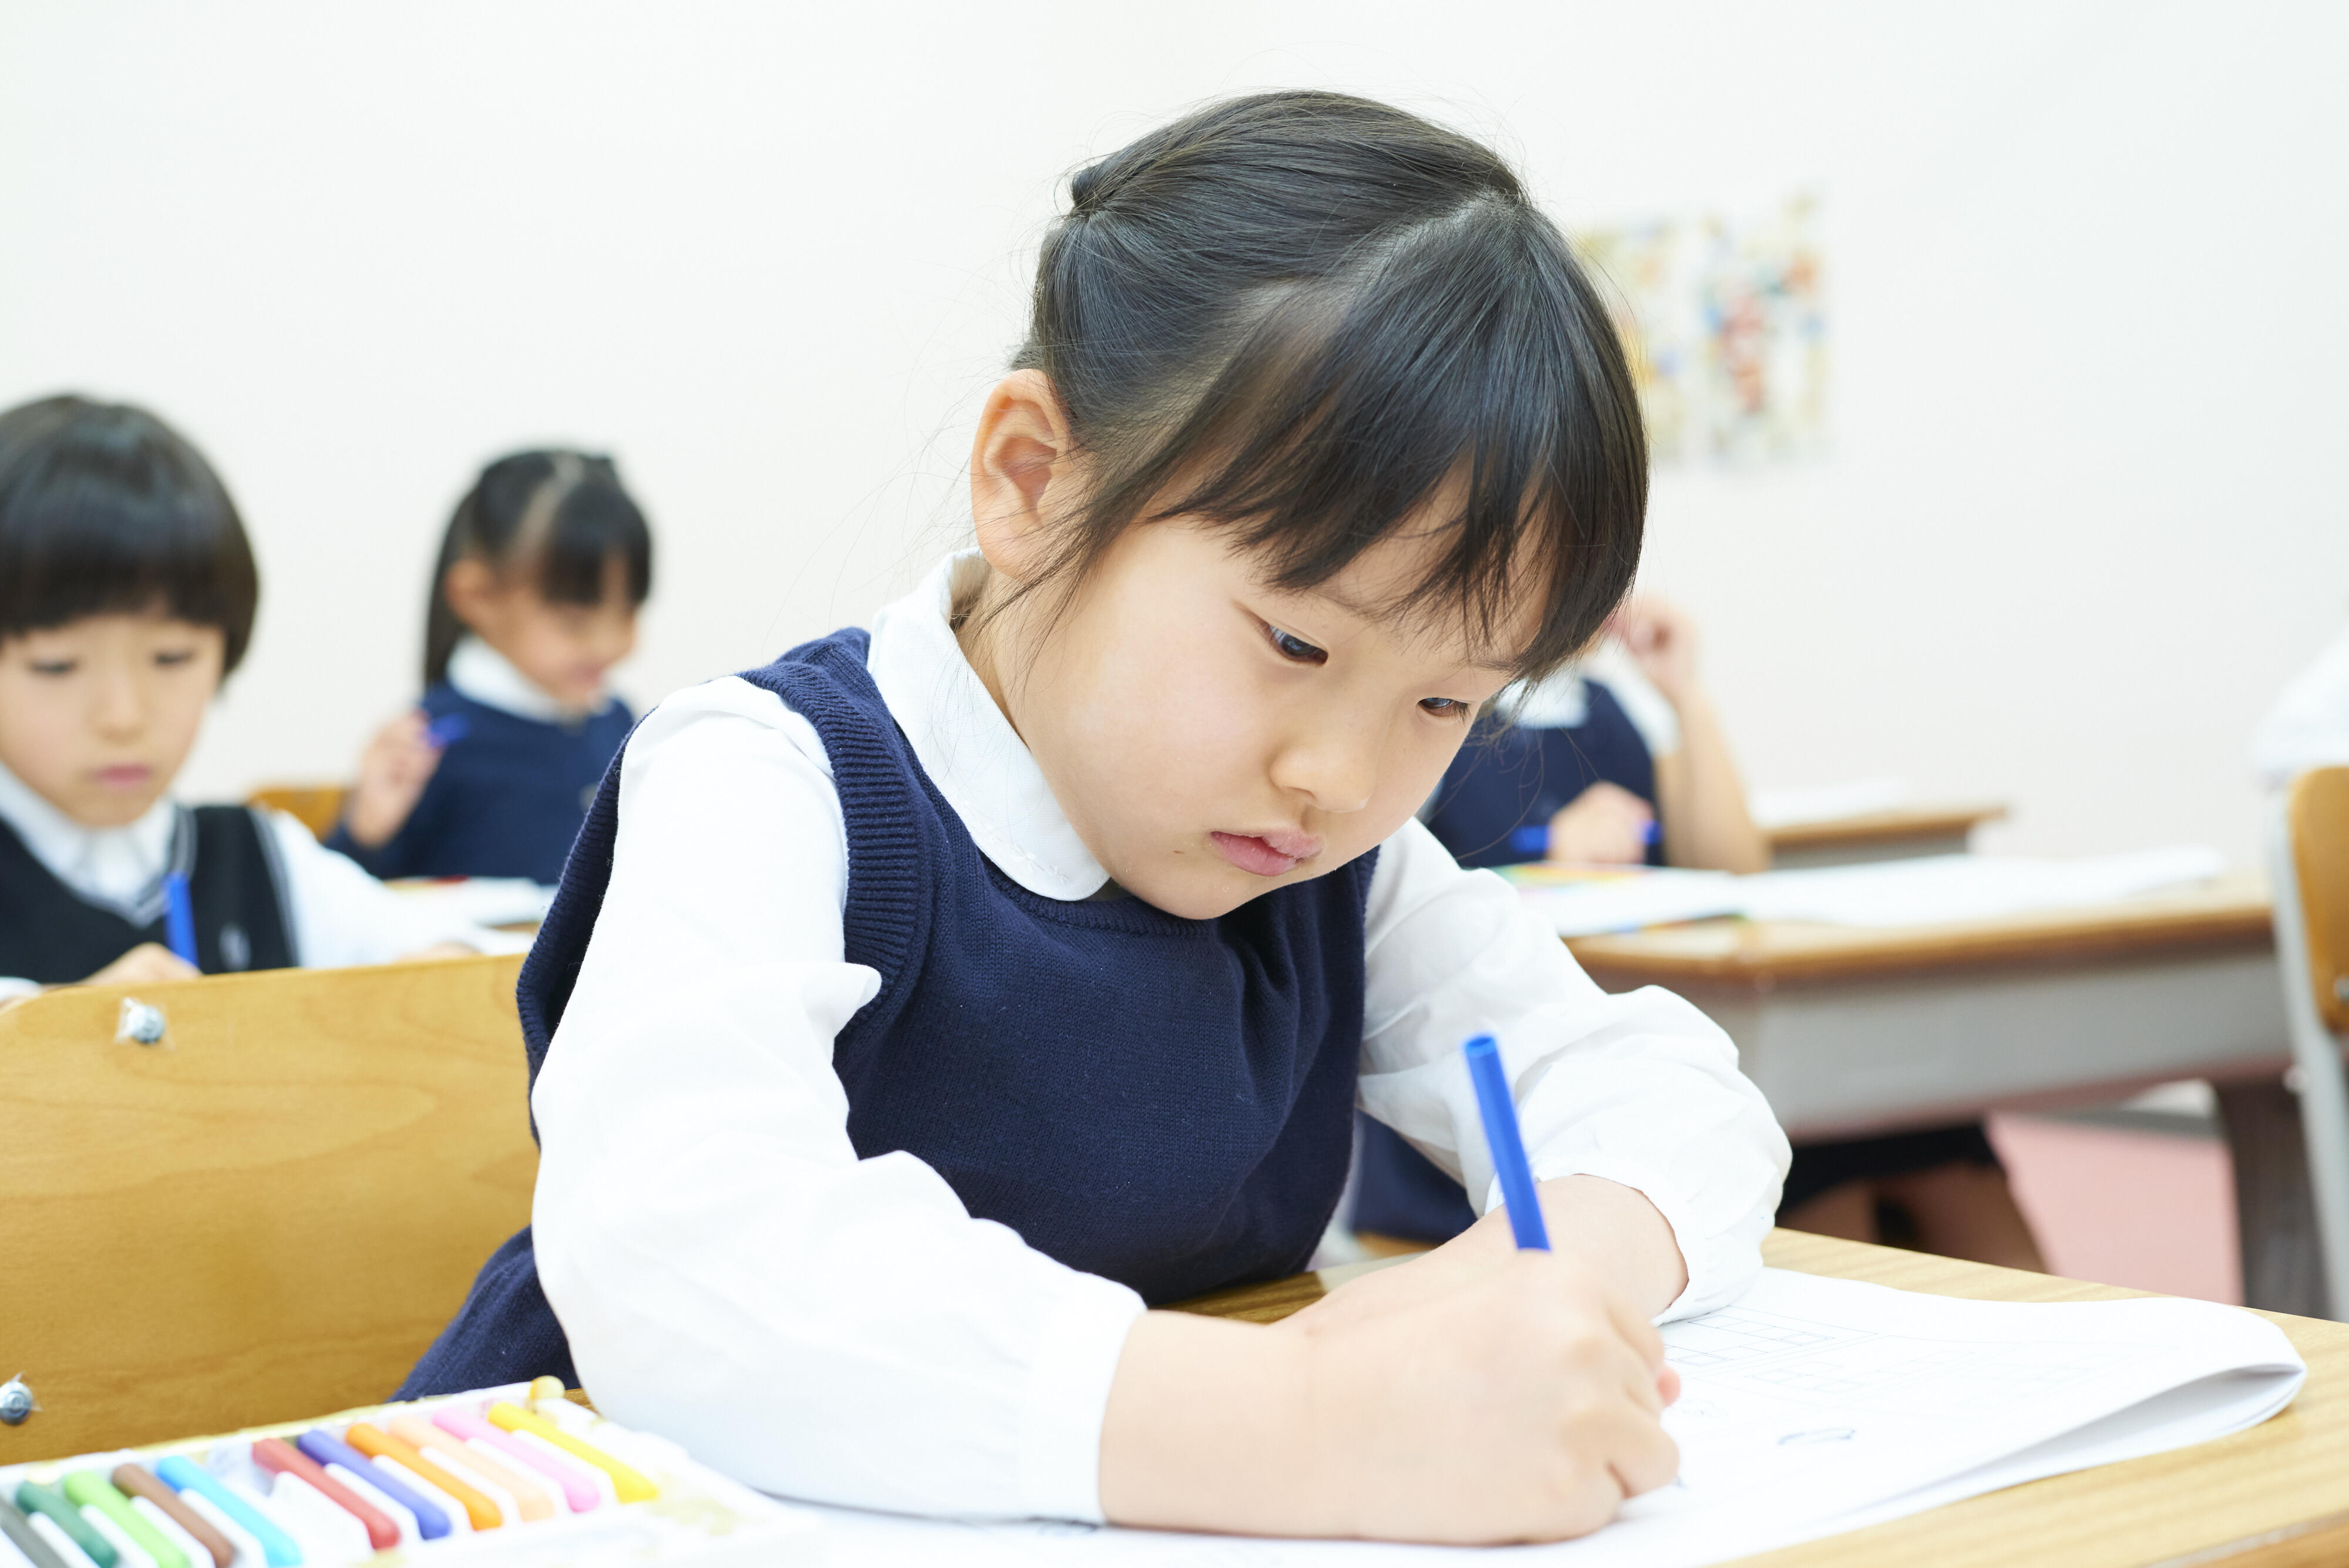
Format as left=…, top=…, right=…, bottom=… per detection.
left=866, top=551, right=1112, bottom=902
left=446, top=637, right=613, bottom=725
left=0, top=752, right=181, bottom=921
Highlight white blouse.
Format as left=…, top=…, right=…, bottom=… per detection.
left=0, top=759, right=517, bottom=1000
left=529, top=551, right=1789, bottom=1524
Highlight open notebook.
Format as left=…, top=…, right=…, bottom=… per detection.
left=789, top=1268, right=2304, bottom=1567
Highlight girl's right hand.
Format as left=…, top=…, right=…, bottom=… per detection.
left=344, top=709, right=445, bottom=849
left=1100, top=1250, right=1678, bottom=1544
left=1546, top=782, right=1657, bottom=866
left=83, top=942, right=200, bottom=986
left=1281, top=1250, right=1678, bottom=1542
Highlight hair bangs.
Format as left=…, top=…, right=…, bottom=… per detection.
left=0, top=396, right=260, bottom=671
left=1134, top=200, right=1645, bottom=679
left=535, top=476, right=652, bottom=609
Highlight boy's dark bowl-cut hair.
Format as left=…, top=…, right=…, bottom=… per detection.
left=423, top=449, right=653, bottom=688
left=1012, top=90, right=1647, bottom=679
left=0, top=395, right=261, bottom=674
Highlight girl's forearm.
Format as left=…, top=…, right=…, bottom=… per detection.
left=1098, top=1310, right=1323, bottom=1535
left=1654, top=689, right=1769, bottom=874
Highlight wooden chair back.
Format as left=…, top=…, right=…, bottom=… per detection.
left=245, top=783, right=349, bottom=840
left=2287, top=766, right=2349, bottom=1034
left=0, top=954, right=536, bottom=1461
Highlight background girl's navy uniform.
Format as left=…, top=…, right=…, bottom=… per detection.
left=327, top=684, right=631, bottom=884
left=1424, top=682, right=1665, bottom=870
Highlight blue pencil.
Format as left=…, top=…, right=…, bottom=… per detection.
left=161, top=872, right=199, bottom=968
left=1463, top=1034, right=1550, bottom=1250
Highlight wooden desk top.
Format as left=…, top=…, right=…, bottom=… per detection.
left=1176, top=1230, right=2349, bottom=1567
left=1564, top=871, right=2274, bottom=991
left=1764, top=802, right=2007, bottom=853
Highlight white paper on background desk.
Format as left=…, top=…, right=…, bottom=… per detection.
left=1507, top=866, right=1746, bottom=936
left=791, top=1268, right=2303, bottom=1568
left=1749, top=776, right=1915, bottom=829
left=385, top=874, right=557, bottom=928
left=1733, top=844, right=2226, bottom=928
left=1509, top=845, right=2227, bottom=936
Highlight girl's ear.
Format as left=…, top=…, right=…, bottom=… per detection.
left=442, top=557, right=501, bottom=625
left=969, top=370, right=1075, bottom=584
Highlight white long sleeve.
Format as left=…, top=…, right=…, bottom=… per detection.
left=0, top=748, right=516, bottom=997
left=526, top=550, right=1788, bottom=1522
left=1358, top=820, right=1788, bottom=1319
left=259, top=809, right=533, bottom=964
left=529, top=680, right=1144, bottom=1522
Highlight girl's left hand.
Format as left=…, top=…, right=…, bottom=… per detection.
left=344, top=709, right=445, bottom=849
left=1608, top=597, right=1701, bottom=704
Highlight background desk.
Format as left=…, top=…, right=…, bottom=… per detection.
left=1765, top=801, right=2007, bottom=869
left=1560, top=876, right=2324, bottom=1315
left=1179, top=1231, right=2349, bottom=1567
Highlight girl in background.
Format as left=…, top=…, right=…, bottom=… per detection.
left=1424, top=595, right=1766, bottom=873
left=1359, top=597, right=2044, bottom=1270
left=328, top=451, right=651, bottom=885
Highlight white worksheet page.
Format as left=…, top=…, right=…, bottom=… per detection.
left=793, top=1269, right=2304, bottom=1568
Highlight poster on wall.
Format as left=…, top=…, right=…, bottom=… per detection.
left=1577, top=194, right=1825, bottom=466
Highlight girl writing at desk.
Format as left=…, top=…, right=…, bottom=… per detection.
left=407, top=92, right=1789, bottom=1546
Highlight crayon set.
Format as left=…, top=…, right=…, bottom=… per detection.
left=0, top=1379, right=816, bottom=1567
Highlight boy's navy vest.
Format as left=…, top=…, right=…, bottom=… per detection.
left=0, top=806, right=294, bottom=983
left=399, top=629, right=1374, bottom=1398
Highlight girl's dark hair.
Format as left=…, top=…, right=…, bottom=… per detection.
left=1011, top=91, right=1645, bottom=678
left=423, top=449, right=653, bottom=687
left=0, top=395, right=261, bottom=673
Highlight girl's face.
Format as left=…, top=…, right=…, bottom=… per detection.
left=446, top=556, right=638, bottom=714
left=967, top=521, right=1520, bottom=921
left=0, top=611, right=226, bottom=827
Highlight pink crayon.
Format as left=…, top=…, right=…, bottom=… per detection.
left=429, top=1406, right=601, bottom=1513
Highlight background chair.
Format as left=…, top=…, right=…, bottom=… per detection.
left=245, top=783, right=350, bottom=840
left=2273, top=766, right=2349, bottom=1319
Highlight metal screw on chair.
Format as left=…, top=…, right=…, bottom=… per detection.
left=0, top=1376, right=35, bottom=1426
left=117, top=998, right=167, bottom=1046
left=2335, top=975, right=2349, bottom=1005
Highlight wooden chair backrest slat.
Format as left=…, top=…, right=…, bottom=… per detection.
left=2288, top=766, right=2349, bottom=1034
left=245, top=783, right=349, bottom=841
left=0, top=954, right=536, bottom=1461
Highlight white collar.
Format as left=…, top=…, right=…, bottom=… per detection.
left=866, top=551, right=1111, bottom=901
left=0, top=753, right=183, bottom=921
left=446, top=636, right=613, bottom=725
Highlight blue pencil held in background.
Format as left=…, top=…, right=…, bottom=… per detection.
left=1507, top=817, right=1661, bottom=858
left=1463, top=1033, right=1550, bottom=1251
left=161, top=871, right=198, bottom=968
left=426, top=713, right=471, bottom=748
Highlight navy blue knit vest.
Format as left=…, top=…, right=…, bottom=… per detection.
left=400, top=629, right=1374, bottom=1397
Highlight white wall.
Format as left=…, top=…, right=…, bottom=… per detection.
left=3, top=0, right=2342, bottom=862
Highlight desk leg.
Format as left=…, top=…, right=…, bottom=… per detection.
left=2217, top=1078, right=2331, bottom=1318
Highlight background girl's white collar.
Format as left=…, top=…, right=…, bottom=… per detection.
left=445, top=636, right=612, bottom=725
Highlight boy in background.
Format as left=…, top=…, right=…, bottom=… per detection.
left=0, top=394, right=513, bottom=1001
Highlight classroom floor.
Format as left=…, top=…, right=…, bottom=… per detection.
left=1987, top=1111, right=2241, bottom=1304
